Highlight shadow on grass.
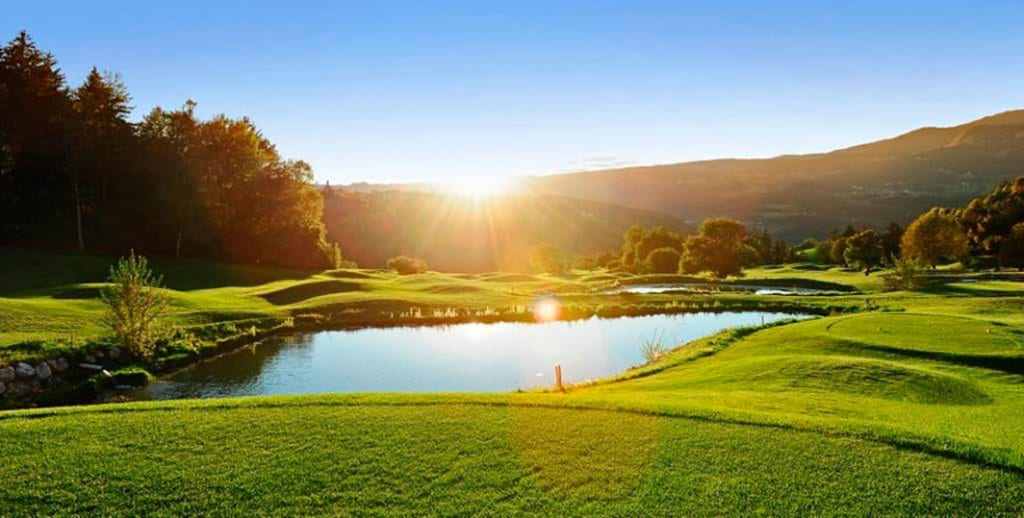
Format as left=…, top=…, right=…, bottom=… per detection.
left=854, top=342, right=1024, bottom=376
left=259, top=280, right=364, bottom=305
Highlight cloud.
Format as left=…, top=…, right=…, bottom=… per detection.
left=561, top=156, right=636, bottom=172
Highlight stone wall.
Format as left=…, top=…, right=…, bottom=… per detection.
left=0, top=357, right=69, bottom=400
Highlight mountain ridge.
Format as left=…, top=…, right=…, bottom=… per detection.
left=524, top=109, right=1024, bottom=239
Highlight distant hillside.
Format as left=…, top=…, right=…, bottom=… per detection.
left=322, top=189, right=689, bottom=271
left=524, top=110, right=1024, bottom=240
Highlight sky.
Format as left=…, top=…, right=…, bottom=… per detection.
left=4, top=1, right=1024, bottom=186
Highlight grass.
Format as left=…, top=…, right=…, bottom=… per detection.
left=1, top=396, right=1023, bottom=515
left=2, top=247, right=1024, bottom=513
left=0, top=248, right=855, bottom=362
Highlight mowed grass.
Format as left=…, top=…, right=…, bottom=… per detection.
left=0, top=247, right=629, bottom=359
left=3, top=247, right=1024, bottom=513
left=1, top=398, right=1022, bottom=515
left=0, top=247, right=843, bottom=360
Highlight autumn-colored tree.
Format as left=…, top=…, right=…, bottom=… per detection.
left=901, top=209, right=969, bottom=268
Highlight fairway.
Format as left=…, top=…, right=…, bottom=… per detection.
left=2, top=399, right=1022, bottom=515
left=2, top=250, right=1024, bottom=513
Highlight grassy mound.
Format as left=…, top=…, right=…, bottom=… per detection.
left=710, top=355, right=992, bottom=405
left=258, top=279, right=364, bottom=305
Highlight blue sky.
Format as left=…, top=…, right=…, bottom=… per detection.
left=4, top=1, right=1024, bottom=185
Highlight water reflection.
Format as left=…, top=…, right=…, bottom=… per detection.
left=613, top=283, right=830, bottom=295
left=129, top=312, right=809, bottom=401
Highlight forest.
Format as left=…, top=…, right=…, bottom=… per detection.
left=0, top=32, right=330, bottom=269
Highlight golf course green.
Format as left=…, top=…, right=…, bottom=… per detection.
left=1, top=247, right=1023, bottom=514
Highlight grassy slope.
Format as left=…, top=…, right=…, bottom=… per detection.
left=2, top=248, right=1024, bottom=513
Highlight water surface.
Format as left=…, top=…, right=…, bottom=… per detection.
left=613, top=283, right=831, bottom=295
left=130, top=311, right=808, bottom=400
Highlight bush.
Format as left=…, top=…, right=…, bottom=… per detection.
left=881, top=256, right=927, bottom=291
left=639, top=329, right=669, bottom=363
left=387, top=255, right=428, bottom=275
left=100, top=252, right=169, bottom=358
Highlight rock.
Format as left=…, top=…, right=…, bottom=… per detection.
left=0, top=366, right=13, bottom=382
left=84, top=354, right=96, bottom=363
left=109, top=348, right=122, bottom=359
left=10, top=381, right=33, bottom=397
left=54, top=357, right=68, bottom=372
left=15, top=362, right=35, bottom=378
left=35, top=362, right=52, bottom=380
left=0, top=380, right=5, bottom=396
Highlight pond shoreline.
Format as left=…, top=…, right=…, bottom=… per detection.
left=3, top=297, right=847, bottom=409
left=123, top=311, right=816, bottom=401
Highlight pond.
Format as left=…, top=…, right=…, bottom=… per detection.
left=126, top=311, right=810, bottom=401
left=612, top=283, right=833, bottom=296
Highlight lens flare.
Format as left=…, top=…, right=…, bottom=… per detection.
left=532, top=297, right=562, bottom=323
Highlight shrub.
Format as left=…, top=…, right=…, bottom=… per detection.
left=100, top=252, right=169, bottom=358
left=881, top=256, right=927, bottom=291
left=639, top=329, right=669, bottom=363
left=387, top=255, right=428, bottom=275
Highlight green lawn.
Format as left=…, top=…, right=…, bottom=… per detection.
left=2, top=247, right=1024, bottom=514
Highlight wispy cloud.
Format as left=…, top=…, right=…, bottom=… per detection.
left=561, top=156, right=636, bottom=172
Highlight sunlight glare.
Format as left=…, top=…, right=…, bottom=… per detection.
left=532, top=297, right=562, bottom=323
left=442, top=176, right=516, bottom=198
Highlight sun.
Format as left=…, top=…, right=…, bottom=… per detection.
left=442, top=176, right=518, bottom=199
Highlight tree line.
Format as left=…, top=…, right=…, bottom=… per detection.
left=0, top=32, right=332, bottom=269
left=530, top=218, right=791, bottom=278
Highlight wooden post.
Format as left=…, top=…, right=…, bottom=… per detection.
left=554, top=364, right=564, bottom=393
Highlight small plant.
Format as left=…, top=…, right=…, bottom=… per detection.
left=100, top=251, right=169, bottom=358
left=387, top=255, right=428, bottom=275
left=639, top=329, right=669, bottom=364
left=880, top=255, right=927, bottom=291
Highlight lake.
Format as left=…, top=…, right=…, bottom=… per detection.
left=612, top=283, right=833, bottom=295
left=127, top=311, right=810, bottom=400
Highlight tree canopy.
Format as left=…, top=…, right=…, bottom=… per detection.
left=680, top=218, right=748, bottom=278
left=844, top=229, right=884, bottom=274
left=0, top=32, right=331, bottom=269
left=901, top=209, right=969, bottom=268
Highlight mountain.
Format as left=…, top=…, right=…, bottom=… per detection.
left=322, top=189, right=690, bottom=271
left=522, top=110, right=1024, bottom=240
